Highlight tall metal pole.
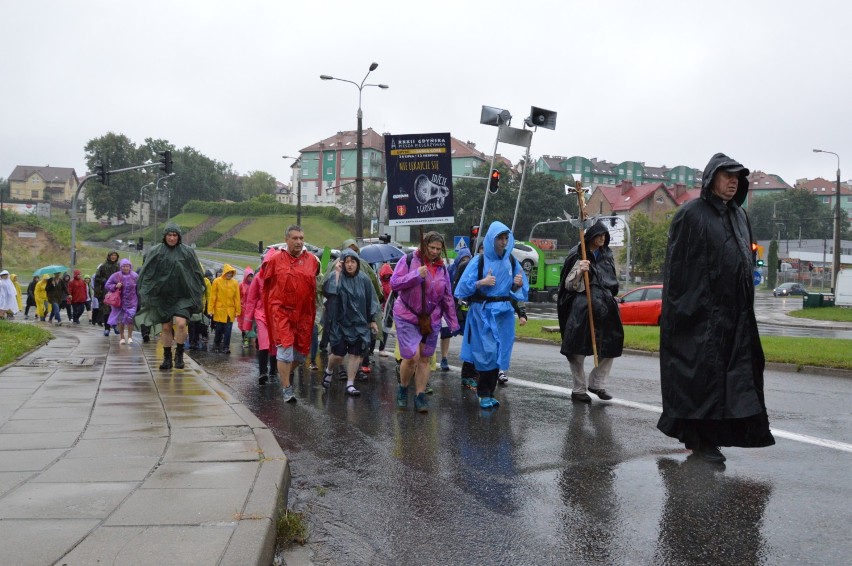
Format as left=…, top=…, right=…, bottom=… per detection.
left=813, top=149, right=842, bottom=292
left=320, top=63, right=388, bottom=239
left=474, top=129, right=503, bottom=252
left=511, top=142, right=533, bottom=234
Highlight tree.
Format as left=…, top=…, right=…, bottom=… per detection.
left=141, top=139, right=228, bottom=211
left=337, top=180, right=382, bottom=226
left=747, top=189, right=846, bottom=241
left=242, top=171, right=277, bottom=199
left=766, top=239, right=779, bottom=289
left=84, top=132, right=148, bottom=221
left=0, top=177, right=9, bottom=200
left=628, top=211, right=673, bottom=280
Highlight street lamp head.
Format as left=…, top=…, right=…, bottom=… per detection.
left=320, top=75, right=333, bottom=80
left=369, top=62, right=378, bottom=71
left=378, top=84, right=389, bottom=89
left=813, top=149, right=823, bottom=153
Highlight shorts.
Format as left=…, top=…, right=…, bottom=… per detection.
left=440, top=326, right=460, bottom=340
left=276, top=346, right=306, bottom=364
left=395, top=318, right=439, bottom=360
left=331, top=340, right=364, bottom=357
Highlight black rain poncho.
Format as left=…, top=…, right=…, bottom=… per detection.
left=322, top=248, right=378, bottom=349
left=134, top=223, right=206, bottom=327
left=557, top=221, right=624, bottom=359
left=657, top=153, right=774, bottom=448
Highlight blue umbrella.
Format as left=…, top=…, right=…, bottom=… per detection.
left=358, top=244, right=406, bottom=265
left=33, top=265, right=69, bottom=276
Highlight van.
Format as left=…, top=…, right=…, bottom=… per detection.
left=835, top=269, right=852, bottom=307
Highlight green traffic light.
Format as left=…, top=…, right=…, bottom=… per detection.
left=756, top=260, right=765, bottom=267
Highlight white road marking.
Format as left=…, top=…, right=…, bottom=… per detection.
left=504, top=376, right=852, bottom=454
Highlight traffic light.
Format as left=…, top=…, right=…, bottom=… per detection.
left=94, top=161, right=107, bottom=184
left=470, top=225, right=480, bottom=240
left=488, top=169, right=500, bottom=193
left=756, top=259, right=765, bottom=267
left=136, top=237, right=143, bottom=251
left=158, top=150, right=173, bottom=174
left=751, top=242, right=764, bottom=266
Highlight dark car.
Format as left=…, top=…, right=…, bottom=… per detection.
left=618, top=284, right=663, bottom=325
left=773, top=282, right=807, bottom=297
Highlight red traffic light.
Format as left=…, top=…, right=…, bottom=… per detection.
left=470, top=225, right=480, bottom=239
left=488, top=169, right=500, bottom=193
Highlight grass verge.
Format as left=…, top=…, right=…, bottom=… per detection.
left=787, top=307, right=852, bottom=322
left=0, top=321, right=53, bottom=367
left=516, top=319, right=852, bottom=370
left=276, top=508, right=308, bottom=547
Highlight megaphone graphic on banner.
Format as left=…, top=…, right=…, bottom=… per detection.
left=414, top=174, right=449, bottom=207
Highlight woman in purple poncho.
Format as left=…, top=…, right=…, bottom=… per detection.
left=105, top=258, right=139, bottom=345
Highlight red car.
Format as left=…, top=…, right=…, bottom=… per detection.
left=618, top=284, right=663, bottom=325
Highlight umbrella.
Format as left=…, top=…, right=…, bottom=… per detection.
left=358, top=244, right=406, bottom=265
left=33, top=265, right=70, bottom=276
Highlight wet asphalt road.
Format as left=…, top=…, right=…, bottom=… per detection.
left=195, top=335, right=852, bottom=566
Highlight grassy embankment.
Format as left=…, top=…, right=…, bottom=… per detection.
left=517, top=318, right=852, bottom=370
left=0, top=321, right=52, bottom=367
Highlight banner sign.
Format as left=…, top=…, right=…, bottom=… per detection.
left=385, top=132, right=454, bottom=226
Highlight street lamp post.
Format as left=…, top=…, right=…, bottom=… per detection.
left=282, top=155, right=302, bottom=226
left=320, top=62, right=389, bottom=239
left=813, top=149, right=842, bottom=292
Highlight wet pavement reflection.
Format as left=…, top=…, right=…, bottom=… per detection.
left=192, top=336, right=852, bottom=565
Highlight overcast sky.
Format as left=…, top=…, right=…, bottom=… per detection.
left=2, top=0, right=849, bottom=188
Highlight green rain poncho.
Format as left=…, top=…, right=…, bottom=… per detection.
left=135, top=223, right=206, bottom=326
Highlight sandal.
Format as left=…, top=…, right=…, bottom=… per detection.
left=345, top=384, right=361, bottom=397
left=322, top=370, right=333, bottom=389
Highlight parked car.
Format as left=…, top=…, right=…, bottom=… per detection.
left=512, top=242, right=539, bottom=271
left=773, top=282, right=807, bottom=297
left=618, top=284, right=663, bottom=325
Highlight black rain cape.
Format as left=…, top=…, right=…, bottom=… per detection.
left=657, top=153, right=774, bottom=448
left=557, top=220, right=624, bottom=359
left=134, top=223, right=206, bottom=327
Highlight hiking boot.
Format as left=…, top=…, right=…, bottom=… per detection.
left=103, top=327, right=110, bottom=336
left=282, top=386, right=297, bottom=403
left=414, top=392, right=428, bottom=413
left=440, top=358, right=450, bottom=372
left=159, top=348, right=173, bottom=371
left=174, top=345, right=185, bottom=369
left=396, top=385, right=408, bottom=408
left=258, top=373, right=268, bottom=385
left=497, top=371, right=508, bottom=385
left=588, top=387, right=612, bottom=400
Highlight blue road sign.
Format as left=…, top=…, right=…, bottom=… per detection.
left=753, top=271, right=762, bottom=286
left=454, top=236, right=469, bottom=251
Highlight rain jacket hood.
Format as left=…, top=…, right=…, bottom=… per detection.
left=482, top=221, right=514, bottom=263
left=701, top=152, right=750, bottom=206
left=585, top=221, right=611, bottom=248
left=339, top=248, right=361, bottom=276
left=162, top=222, right=183, bottom=246
left=208, top=263, right=241, bottom=323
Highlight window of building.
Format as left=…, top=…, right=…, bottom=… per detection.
left=594, top=177, right=599, bottom=183
left=584, top=166, right=590, bottom=172
left=619, top=168, right=625, bottom=175
left=32, top=190, right=39, bottom=198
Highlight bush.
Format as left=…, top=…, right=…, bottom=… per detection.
left=217, top=238, right=260, bottom=254
left=193, top=231, right=222, bottom=248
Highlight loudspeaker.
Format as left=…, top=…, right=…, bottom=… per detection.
left=480, top=105, right=512, bottom=126
left=414, top=174, right=450, bottom=207
left=525, top=106, right=557, bottom=130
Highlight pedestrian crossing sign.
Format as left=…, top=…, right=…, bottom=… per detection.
left=454, top=236, right=470, bottom=251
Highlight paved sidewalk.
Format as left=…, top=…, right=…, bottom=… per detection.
left=0, top=323, right=289, bottom=566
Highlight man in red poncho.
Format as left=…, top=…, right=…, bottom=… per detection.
left=261, top=225, right=319, bottom=403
